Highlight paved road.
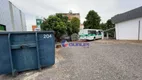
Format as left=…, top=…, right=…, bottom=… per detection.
left=0, top=41, right=142, bottom=80
left=36, top=42, right=142, bottom=80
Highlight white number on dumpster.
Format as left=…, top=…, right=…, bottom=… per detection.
left=43, top=34, right=52, bottom=39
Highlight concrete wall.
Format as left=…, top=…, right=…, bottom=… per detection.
left=11, top=3, right=23, bottom=31
left=9, top=2, right=26, bottom=31
left=0, top=0, right=26, bottom=31
left=0, top=0, right=13, bottom=31
left=140, top=18, right=142, bottom=40
left=21, top=12, right=27, bottom=31
left=115, top=17, right=142, bottom=40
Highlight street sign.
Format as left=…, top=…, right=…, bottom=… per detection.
left=36, top=19, right=43, bottom=29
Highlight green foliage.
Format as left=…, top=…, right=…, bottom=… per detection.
left=106, top=19, right=115, bottom=29
left=100, top=23, right=107, bottom=30
left=83, top=10, right=101, bottom=29
left=56, top=13, right=68, bottom=23
left=71, top=33, right=78, bottom=41
left=100, top=19, right=115, bottom=37
left=100, top=19, right=115, bottom=30
left=66, top=22, right=73, bottom=36
left=71, top=17, right=80, bottom=34
left=106, top=19, right=115, bottom=37
left=41, top=15, right=66, bottom=39
left=41, top=14, right=80, bottom=41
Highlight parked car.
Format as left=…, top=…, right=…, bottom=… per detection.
left=60, top=35, right=71, bottom=41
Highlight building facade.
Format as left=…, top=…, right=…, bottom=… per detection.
left=57, top=11, right=80, bottom=21
left=111, top=6, right=142, bottom=40
left=80, top=24, right=84, bottom=29
left=0, top=0, right=26, bottom=31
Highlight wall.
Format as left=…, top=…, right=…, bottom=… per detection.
left=140, top=18, right=142, bottom=40
left=9, top=2, right=27, bottom=31
left=20, top=11, right=27, bottom=31
left=67, top=14, right=80, bottom=20
left=0, top=0, right=26, bottom=31
left=115, top=17, right=142, bottom=40
left=11, top=3, right=22, bottom=31
left=0, top=0, right=13, bottom=31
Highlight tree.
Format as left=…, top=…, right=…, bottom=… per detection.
left=100, top=22, right=107, bottom=30
left=83, top=10, right=101, bottom=29
left=41, top=15, right=66, bottom=40
left=41, top=14, right=80, bottom=41
left=106, top=19, right=115, bottom=37
left=100, top=19, right=115, bottom=37
left=71, top=17, right=80, bottom=33
left=66, top=22, right=73, bottom=36
left=106, top=19, right=114, bottom=29
left=56, top=14, right=74, bottom=36
left=56, top=13, right=68, bottom=23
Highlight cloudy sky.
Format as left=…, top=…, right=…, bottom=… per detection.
left=9, top=0, right=142, bottom=31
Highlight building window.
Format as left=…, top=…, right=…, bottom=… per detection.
left=0, top=24, right=6, bottom=31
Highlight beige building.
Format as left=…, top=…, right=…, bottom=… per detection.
left=80, top=24, right=84, bottom=29
left=57, top=11, right=80, bottom=20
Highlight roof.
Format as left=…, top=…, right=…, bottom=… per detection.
left=111, top=6, right=142, bottom=24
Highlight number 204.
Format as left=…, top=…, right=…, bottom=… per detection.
left=43, top=34, right=52, bottom=39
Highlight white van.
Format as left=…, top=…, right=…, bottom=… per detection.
left=79, top=29, right=103, bottom=40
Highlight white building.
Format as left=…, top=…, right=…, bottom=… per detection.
left=111, top=6, right=142, bottom=40
left=0, top=0, right=26, bottom=31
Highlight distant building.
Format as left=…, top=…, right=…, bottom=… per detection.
left=0, top=0, right=26, bottom=31
left=32, top=25, right=40, bottom=31
left=80, top=24, right=84, bottom=29
left=32, top=25, right=37, bottom=31
left=111, top=6, right=142, bottom=40
left=57, top=11, right=80, bottom=20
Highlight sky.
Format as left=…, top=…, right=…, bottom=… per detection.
left=9, top=0, right=142, bottom=31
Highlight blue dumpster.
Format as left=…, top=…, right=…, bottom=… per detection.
left=0, top=31, right=55, bottom=75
